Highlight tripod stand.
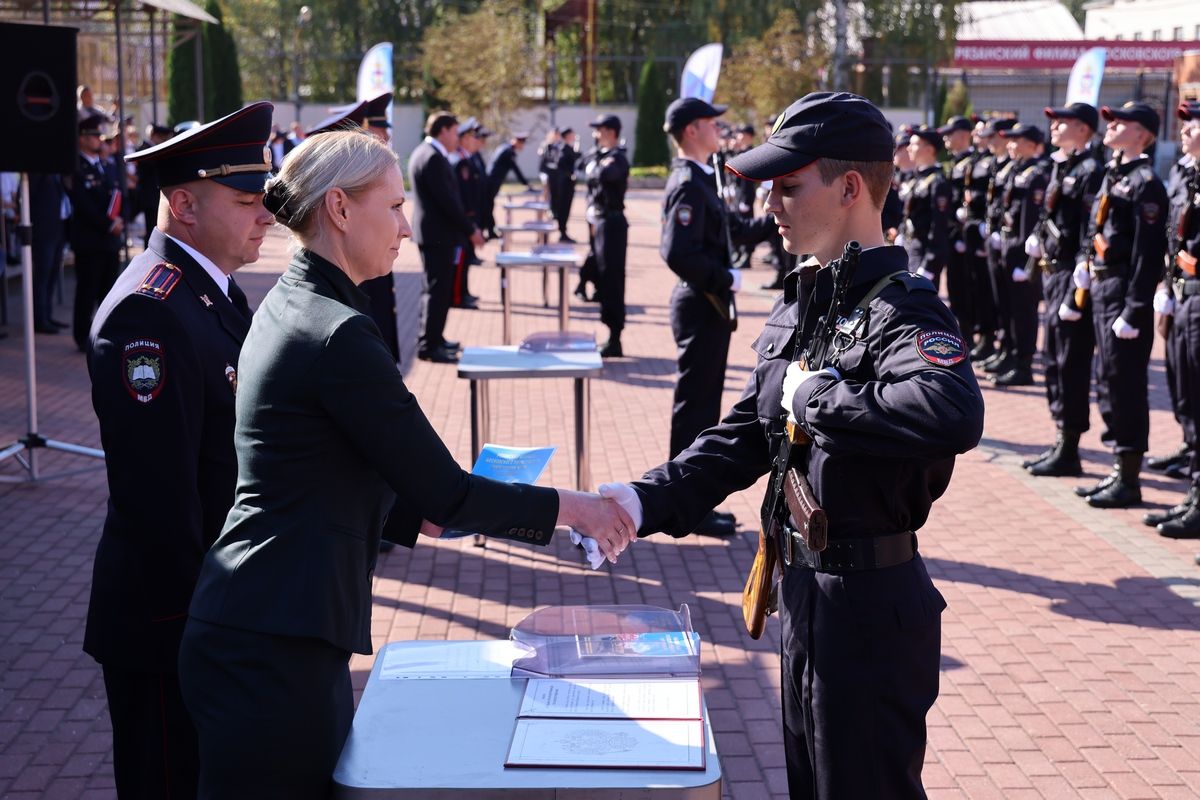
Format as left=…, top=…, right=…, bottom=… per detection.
left=0, top=172, right=105, bottom=482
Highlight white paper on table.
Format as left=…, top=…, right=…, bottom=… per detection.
left=378, top=641, right=531, bottom=680
left=505, top=718, right=706, bottom=770
left=519, top=678, right=702, bottom=720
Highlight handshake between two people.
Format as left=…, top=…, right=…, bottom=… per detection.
left=418, top=483, right=645, bottom=567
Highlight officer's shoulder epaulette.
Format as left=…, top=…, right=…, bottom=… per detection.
left=134, top=262, right=183, bottom=300
left=672, top=164, right=692, bottom=184
left=889, top=271, right=938, bottom=293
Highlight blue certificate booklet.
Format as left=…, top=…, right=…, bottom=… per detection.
left=441, top=444, right=556, bottom=539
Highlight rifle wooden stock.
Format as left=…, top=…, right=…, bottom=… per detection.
left=742, top=524, right=777, bottom=640
left=1178, top=251, right=1198, bottom=277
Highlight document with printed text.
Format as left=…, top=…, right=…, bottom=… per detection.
left=505, top=718, right=706, bottom=770
left=518, top=678, right=702, bottom=720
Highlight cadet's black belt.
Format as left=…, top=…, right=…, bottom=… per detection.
left=1175, top=278, right=1200, bottom=298
left=780, top=530, right=916, bottom=573
left=1089, top=265, right=1127, bottom=281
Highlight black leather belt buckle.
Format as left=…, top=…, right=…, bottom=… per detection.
left=785, top=531, right=917, bottom=573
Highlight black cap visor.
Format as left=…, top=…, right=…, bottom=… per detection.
left=725, top=141, right=818, bottom=182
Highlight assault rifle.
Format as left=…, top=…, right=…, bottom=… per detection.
left=1076, top=151, right=1123, bottom=309
left=742, top=241, right=861, bottom=639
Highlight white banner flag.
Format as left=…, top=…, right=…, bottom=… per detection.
left=680, top=43, right=723, bottom=102
left=1065, top=47, right=1106, bottom=108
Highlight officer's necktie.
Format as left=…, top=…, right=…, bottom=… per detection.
left=228, top=277, right=251, bottom=321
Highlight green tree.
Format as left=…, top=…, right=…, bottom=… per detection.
left=718, top=8, right=825, bottom=128
left=633, top=59, right=669, bottom=168
left=941, top=79, right=971, bottom=123
left=167, top=19, right=201, bottom=125
left=203, top=0, right=244, bottom=119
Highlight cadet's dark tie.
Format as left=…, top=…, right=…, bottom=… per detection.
left=228, top=277, right=251, bottom=321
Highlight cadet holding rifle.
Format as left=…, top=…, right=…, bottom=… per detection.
left=595, top=93, right=984, bottom=798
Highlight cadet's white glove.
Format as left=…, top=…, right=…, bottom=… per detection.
left=894, top=233, right=906, bottom=249
left=1112, top=317, right=1139, bottom=339
left=955, top=206, right=969, bottom=224
left=1154, top=289, right=1176, bottom=316
left=954, top=239, right=967, bottom=253
left=1024, top=234, right=1042, bottom=258
left=1011, top=267, right=1029, bottom=283
left=1073, top=261, right=1092, bottom=290
left=988, top=231, right=1002, bottom=250
left=1058, top=303, right=1083, bottom=322
left=917, top=267, right=936, bottom=282
left=598, top=482, right=644, bottom=535
left=782, top=362, right=824, bottom=424
left=568, top=529, right=606, bottom=570
left=978, top=221, right=987, bottom=237
left=738, top=202, right=751, bottom=215
left=729, top=268, right=743, bottom=293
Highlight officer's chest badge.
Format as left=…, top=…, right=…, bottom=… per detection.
left=122, top=339, right=165, bottom=403
left=200, top=294, right=214, bottom=308
left=224, top=364, right=238, bottom=395
left=916, top=331, right=966, bottom=367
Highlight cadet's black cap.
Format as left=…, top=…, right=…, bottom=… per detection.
left=1044, top=102, right=1099, bottom=131
left=148, top=123, right=175, bottom=139
left=1176, top=101, right=1200, bottom=121
left=738, top=123, right=755, bottom=136
left=1101, top=102, right=1160, bottom=135
left=726, top=92, right=893, bottom=181
left=364, top=92, right=393, bottom=129
left=910, top=126, right=944, bottom=151
left=126, top=101, right=274, bottom=193
left=307, top=100, right=368, bottom=136
left=893, top=124, right=912, bottom=149
left=937, top=115, right=974, bottom=136
left=979, top=117, right=1017, bottom=137
left=589, top=113, right=621, bottom=133
left=79, top=114, right=105, bottom=136
left=999, top=122, right=1044, bottom=144
left=663, top=97, right=727, bottom=134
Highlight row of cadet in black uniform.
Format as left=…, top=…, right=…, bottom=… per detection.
left=889, top=100, right=1200, bottom=535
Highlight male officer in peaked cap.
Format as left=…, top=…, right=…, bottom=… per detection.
left=363, top=91, right=393, bottom=142
left=306, top=98, right=369, bottom=137
left=659, top=96, right=773, bottom=535
left=85, top=101, right=276, bottom=799
left=598, top=92, right=984, bottom=798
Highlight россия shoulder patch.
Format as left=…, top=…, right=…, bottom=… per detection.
left=915, top=330, right=966, bottom=367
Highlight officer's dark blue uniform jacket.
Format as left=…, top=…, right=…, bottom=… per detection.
left=633, top=245, right=985, bottom=540
left=1042, top=147, right=1102, bottom=267
left=84, top=229, right=250, bottom=671
left=188, top=249, right=559, bottom=656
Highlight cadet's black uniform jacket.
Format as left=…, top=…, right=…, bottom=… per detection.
left=1001, top=157, right=1050, bottom=269
left=900, top=164, right=952, bottom=273
left=633, top=244, right=984, bottom=537
left=1043, top=147, right=1103, bottom=268
left=84, top=228, right=251, bottom=671
left=188, top=249, right=559, bottom=656
left=487, top=142, right=530, bottom=195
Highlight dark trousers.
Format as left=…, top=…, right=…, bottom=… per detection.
left=669, top=284, right=731, bottom=459
left=73, top=247, right=121, bottom=348
left=452, top=245, right=473, bottom=305
left=779, top=554, right=943, bottom=799
left=595, top=214, right=628, bottom=335
left=1165, top=301, right=1195, bottom=444
left=551, top=180, right=575, bottom=235
left=102, top=664, right=199, bottom=800
left=31, top=222, right=64, bottom=326
left=965, top=225, right=997, bottom=341
left=178, top=619, right=353, bottom=800
left=418, top=243, right=456, bottom=353
left=1178, top=294, right=1200, bottom=459
left=1042, top=270, right=1094, bottom=432
left=986, top=241, right=1011, bottom=352
left=360, top=273, right=400, bottom=363
left=1004, top=251, right=1042, bottom=369
left=1091, top=276, right=1155, bottom=452
left=945, top=233, right=974, bottom=340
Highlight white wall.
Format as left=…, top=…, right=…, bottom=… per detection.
left=1084, top=0, right=1200, bottom=41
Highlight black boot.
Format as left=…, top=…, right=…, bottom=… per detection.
left=599, top=333, right=623, bottom=358
left=992, top=366, right=1034, bottom=386
left=1158, top=501, right=1200, bottom=538
left=1143, top=486, right=1200, bottom=527
left=1023, top=431, right=1064, bottom=469
left=1086, top=452, right=1142, bottom=508
left=969, top=340, right=996, bottom=362
left=1147, top=442, right=1191, bottom=472
left=1029, top=430, right=1082, bottom=477
left=1076, top=469, right=1118, bottom=497
left=982, top=353, right=1014, bottom=375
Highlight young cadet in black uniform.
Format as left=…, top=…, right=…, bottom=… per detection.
left=451, top=117, right=486, bottom=309
left=69, top=114, right=125, bottom=351
left=992, top=124, right=1050, bottom=386
left=1149, top=101, right=1200, bottom=536
left=981, top=118, right=1020, bottom=375
left=1024, top=103, right=1103, bottom=476
left=965, top=119, right=1013, bottom=361
left=485, top=132, right=532, bottom=238
left=941, top=115, right=978, bottom=339
left=580, top=113, right=630, bottom=356
left=553, top=127, right=579, bottom=242
left=86, top=101, right=275, bottom=800
left=899, top=126, right=952, bottom=284
left=660, top=97, right=774, bottom=539
left=1073, top=102, right=1170, bottom=508
left=599, top=92, right=984, bottom=798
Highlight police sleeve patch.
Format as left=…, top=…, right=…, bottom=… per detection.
left=1032, top=188, right=1044, bottom=206
left=916, top=331, right=966, bottom=367
left=122, top=339, right=165, bottom=403
left=135, top=262, right=182, bottom=300
left=935, top=194, right=949, bottom=212
left=676, top=204, right=693, bottom=226
left=1140, top=202, right=1160, bottom=225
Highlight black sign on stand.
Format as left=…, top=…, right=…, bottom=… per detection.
left=0, top=22, right=78, bottom=174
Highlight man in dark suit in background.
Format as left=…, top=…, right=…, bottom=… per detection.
left=409, top=110, right=484, bottom=363
left=68, top=114, right=124, bottom=351
left=85, top=102, right=275, bottom=800
left=28, top=173, right=71, bottom=333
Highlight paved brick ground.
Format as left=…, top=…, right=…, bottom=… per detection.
left=1, top=191, right=1199, bottom=798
